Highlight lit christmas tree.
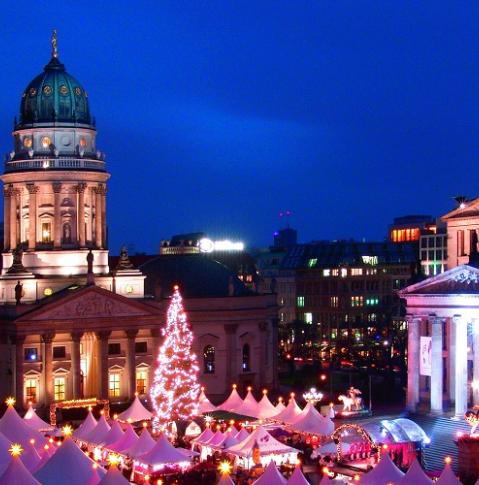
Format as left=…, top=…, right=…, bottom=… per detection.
left=150, top=285, right=200, bottom=430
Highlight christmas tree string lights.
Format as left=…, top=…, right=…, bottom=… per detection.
left=150, top=285, right=200, bottom=430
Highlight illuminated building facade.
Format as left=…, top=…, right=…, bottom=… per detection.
left=0, top=37, right=278, bottom=407
left=389, top=215, right=435, bottom=243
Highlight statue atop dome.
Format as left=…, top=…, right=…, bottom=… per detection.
left=51, top=29, right=58, bottom=58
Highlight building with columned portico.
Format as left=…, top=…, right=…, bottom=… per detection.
left=0, top=34, right=278, bottom=409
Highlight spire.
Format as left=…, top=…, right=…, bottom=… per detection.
left=51, top=29, right=58, bottom=58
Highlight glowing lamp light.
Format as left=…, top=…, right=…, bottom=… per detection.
left=29, top=439, right=35, bottom=445
left=382, top=444, right=389, bottom=450
left=201, top=386, right=205, bottom=392
left=127, top=418, right=132, bottom=423
left=145, top=474, right=150, bottom=482
left=218, top=461, right=232, bottom=474
left=295, top=458, right=301, bottom=466
left=44, top=445, right=49, bottom=451
left=278, top=397, right=283, bottom=403
left=88, top=406, right=93, bottom=411
left=62, top=425, right=73, bottom=437
left=322, top=466, right=329, bottom=475
left=445, top=456, right=452, bottom=465
left=143, top=421, right=148, bottom=428
left=5, top=397, right=15, bottom=407
left=92, top=463, right=98, bottom=470
left=290, top=392, right=295, bottom=398
left=100, top=410, right=104, bottom=415
left=354, top=474, right=360, bottom=482
left=229, top=419, right=235, bottom=425
left=9, top=443, right=23, bottom=457
left=232, top=384, right=237, bottom=389
left=247, top=386, right=252, bottom=392
left=173, top=285, right=179, bottom=290
left=262, top=389, right=267, bottom=395
left=108, top=454, right=121, bottom=467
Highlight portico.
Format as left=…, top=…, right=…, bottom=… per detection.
left=400, top=265, right=479, bottom=415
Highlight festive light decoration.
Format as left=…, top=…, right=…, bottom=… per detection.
left=303, top=387, right=323, bottom=404
left=219, top=461, right=232, bottom=474
left=150, top=285, right=200, bottom=430
left=9, top=443, right=23, bottom=457
left=331, top=423, right=379, bottom=462
left=62, top=425, right=73, bottom=437
left=49, top=398, right=110, bottom=426
left=108, top=453, right=121, bottom=467
left=445, top=456, right=452, bottom=465
left=5, top=397, right=15, bottom=407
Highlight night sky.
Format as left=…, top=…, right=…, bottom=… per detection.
left=1, top=2, right=478, bottom=253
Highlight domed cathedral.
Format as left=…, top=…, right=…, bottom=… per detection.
left=0, top=31, right=144, bottom=301
left=0, top=33, right=278, bottom=410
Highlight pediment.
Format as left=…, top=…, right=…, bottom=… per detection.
left=399, top=265, right=479, bottom=296
left=17, top=285, right=158, bottom=322
left=442, top=197, right=479, bottom=221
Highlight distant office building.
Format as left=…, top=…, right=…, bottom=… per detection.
left=419, top=221, right=448, bottom=276
left=389, top=215, right=435, bottom=243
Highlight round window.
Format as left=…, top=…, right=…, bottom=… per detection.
left=23, top=137, right=32, bottom=148
left=79, top=137, right=87, bottom=148
left=41, top=136, right=51, bottom=148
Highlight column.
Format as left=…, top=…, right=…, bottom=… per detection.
left=10, top=187, right=18, bottom=250
left=96, top=331, right=110, bottom=399
left=473, top=320, right=479, bottom=405
left=224, top=324, right=238, bottom=386
left=448, top=317, right=456, bottom=401
left=42, top=333, right=55, bottom=404
left=258, top=322, right=267, bottom=388
left=406, top=315, right=420, bottom=412
left=4, top=187, right=11, bottom=250
left=454, top=315, right=468, bottom=416
left=70, top=332, right=83, bottom=399
left=26, top=184, right=38, bottom=250
left=53, top=182, right=62, bottom=248
left=95, top=186, right=102, bottom=249
left=430, top=316, right=443, bottom=413
left=125, top=329, right=138, bottom=398
left=77, top=183, right=86, bottom=248
left=101, top=185, right=107, bottom=248
left=13, top=335, right=25, bottom=408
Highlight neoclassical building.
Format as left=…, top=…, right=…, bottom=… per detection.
left=400, top=199, right=479, bottom=415
left=0, top=35, right=278, bottom=408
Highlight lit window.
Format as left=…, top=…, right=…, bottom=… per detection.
left=332, top=269, right=339, bottom=276
left=23, top=137, right=32, bottom=148
left=242, top=344, right=251, bottom=372
left=25, top=378, right=37, bottom=403
left=351, top=268, right=363, bottom=276
left=297, top=296, right=305, bottom=307
left=79, top=137, right=87, bottom=147
left=280, top=312, right=285, bottom=322
left=43, top=288, right=53, bottom=296
left=41, top=222, right=52, bottom=243
left=308, top=258, right=317, bottom=268
left=24, top=348, right=38, bottom=361
left=340, top=268, right=347, bottom=278
left=304, top=312, right=313, bottom=324
left=109, top=373, right=121, bottom=397
left=330, top=296, right=338, bottom=308
left=136, top=369, right=148, bottom=395
left=41, top=136, right=51, bottom=149
left=203, top=345, right=215, bottom=374
left=54, top=377, right=65, bottom=401
left=323, top=269, right=330, bottom=277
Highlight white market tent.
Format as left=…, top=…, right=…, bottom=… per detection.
left=0, top=454, right=41, bottom=485
left=287, top=465, right=310, bottom=485
left=252, top=460, right=287, bottom=485
left=274, top=399, right=286, bottom=416
left=73, top=410, right=97, bottom=440
left=273, top=395, right=303, bottom=424
left=218, top=386, right=244, bottom=412
left=234, top=427, right=249, bottom=442
left=107, top=424, right=138, bottom=453
left=288, top=402, right=334, bottom=436
left=0, top=404, right=46, bottom=449
left=123, top=428, right=156, bottom=459
left=226, top=426, right=298, bottom=468
left=256, top=391, right=278, bottom=419
left=34, top=437, right=106, bottom=485
left=101, top=420, right=124, bottom=446
left=360, top=453, right=404, bottom=485
left=192, top=427, right=214, bottom=445
left=399, top=459, right=432, bottom=485
left=205, top=430, right=225, bottom=447
left=117, top=395, right=153, bottom=422
left=198, top=388, right=216, bottom=414
left=234, top=389, right=260, bottom=418
left=0, top=430, right=14, bottom=475
left=436, top=463, right=462, bottom=485
left=21, top=441, right=41, bottom=472
left=84, top=415, right=111, bottom=444
left=138, top=434, right=191, bottom=466
left=98, top=465, right=130, bottom=485
left=23, top=405, right=55, bottom=433
left=214, top=430, right=239, bottom=451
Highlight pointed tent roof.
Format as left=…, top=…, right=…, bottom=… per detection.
left=226, top=426, right=298, bottom=457
left=273, top=395, right=303, bottom=424
left=0, top=405, right=46, bottom=449
left=106, top=424, right=138, bottom=453
left=287, top=465, right=310, bottom=485
left=288, top=403, right=334, bottom=436
left=399, top=459, right=432, bottom=485
left=192, top=426, right=214, bottom=444
left=257, top=391, right=278, bottom=419
left=0, top=431, right=14, bottom=476
left=98, top=465, right=130, bottom=485
left=73, top=410, right=97, bottom=440
left=198, top=388, right=216, bottom=414
left=218, top=386, right=244, bottom=412
left=214, top=432, right=239, bottom=450
left=274, top=399, right=286, bottom=415
left=205, top=430, right=225, bottom=447
left=123, top=428, right=155, bottom=459
left=34, top=437, right=106, bottom=484
left=20, top=441, right=41, bottom=472
left=117, top=395, right=153, bottom=422
left=436, top=464, right=462, bottom=485
left=84, top=415, right=111, bottom=444
left=234, top=389, right=260, bottom=418
left=0, top=454, right=41, bottom=485
left=101, top=420, right=124, bottom=446
left=252, top=460, right=287, bottom=485
left=234, top=427, right=250, bottom=442
left=360, top=453, right=404, bottom=485
left=23, top=405, right=54, bottom=432
left=138, top=433, right=191, bottom=466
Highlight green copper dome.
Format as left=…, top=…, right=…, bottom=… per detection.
left=18, top=56, right=92, bottom=128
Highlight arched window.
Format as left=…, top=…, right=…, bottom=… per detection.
left=62, top=222, right=72, bottom=244
left=203, top=345, right=215, bottom=374
left=242, top=344, right=250, bottom=372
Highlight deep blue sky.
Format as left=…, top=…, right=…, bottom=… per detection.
left=1, top=2, right=478, bottom=253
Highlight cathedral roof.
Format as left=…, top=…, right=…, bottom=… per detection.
left=18, top=55, right=92, bottom=129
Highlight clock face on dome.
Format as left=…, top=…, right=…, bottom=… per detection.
left=29, top=88, right=36, bottom=97
left=43, top=85, right=52, bottom=96
left=23, top=137, right=32, bottom=148
left=59, top=85, right=68, bottom=95
left=74, top=87, right=82, bottom=96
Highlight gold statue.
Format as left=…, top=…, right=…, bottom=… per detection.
left=51, top=29, right=58, bottom=58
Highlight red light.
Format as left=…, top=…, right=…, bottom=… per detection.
left=320, top=374, right=327, bottom=381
